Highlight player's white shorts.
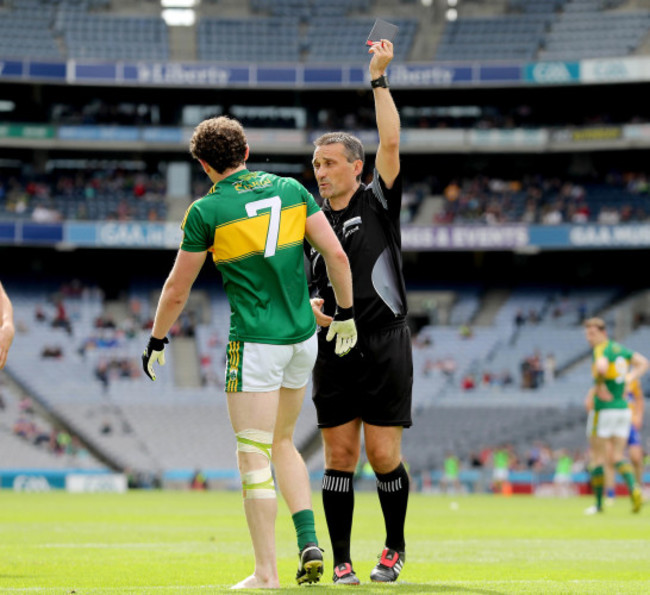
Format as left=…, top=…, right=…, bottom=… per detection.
left=553, top=473, right=572, bottom=485
left=586, top=408, right=632, bottom=439
left=493, top=468, right=509, bottom=482
left=224, top=333, right=317, bottom=393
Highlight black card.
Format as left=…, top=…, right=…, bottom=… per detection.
left=366, top=18, right=399, bottom=46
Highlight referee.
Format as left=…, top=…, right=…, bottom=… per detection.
left=307, top=39, right=412, bottom=585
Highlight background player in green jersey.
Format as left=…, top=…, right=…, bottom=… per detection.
left=583, top=318, right=648, bottom=514
left=440, top=452, right=461, bottom=494
left=142, top=116, right=357, bottom=589
left=0, top=281, right=14, bottom=370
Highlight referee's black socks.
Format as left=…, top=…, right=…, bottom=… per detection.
left=322, top=469, right=355, bottom=566
left=375, top=462, right=409, bottom=553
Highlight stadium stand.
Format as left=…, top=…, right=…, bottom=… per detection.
left=435, top=14, right=549, bottom=62
left=0, top=0, right=648, bottom=64
left=0, top=169, right=167, bottom=222
left=0, top=379, right=105, bottom=470
left=57, top=7, right=170, bottom=62
left=435, top=0, right=650, bottom=62
left=5, top=283, right=318, bottom=474
left=539, top=4, right=650, bottom=60
left=435, top=175, right=650, bottom=226
left=197, top=17, right=301, bottom=63
left=0, top=0, right=62, bottom=59
left=2, top=275, right=647, bottom=479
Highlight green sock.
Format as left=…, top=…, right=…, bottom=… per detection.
left=292, top=509, right=318, bottom=550
left=615, top=460, right=637, bottom=493
left=590, top=466, right=604, bottom=510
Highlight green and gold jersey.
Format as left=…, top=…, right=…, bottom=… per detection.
left=444, top=456, right=459, bottom=478
left=591, top=340, right=634, bottom=411
left=555, top=455, right=572, bottom=475
left=494, top=450, right=509, bottom=470
left=181, top=169, right=320, bottom=345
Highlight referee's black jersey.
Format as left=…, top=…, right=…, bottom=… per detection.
left=306, top=168, right=408, bottom=333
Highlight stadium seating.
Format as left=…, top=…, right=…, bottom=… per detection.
left=197, top=18, right=301, bottom=63
left=0, top=0, right=169, bottom=62
left=539, top=9, right=650, bottom=61
left=0, top=381, right=105, bottom=470
left=0, top=171, right=168, bottom=222
left=0, top=0, right=62, bottom=59
left=4, top=280, right=646, bottom=475
left=58, top=9, right=170, bottom=62
left=436, top=0, right=650, bottom=62
left=6, top=284, right=317, bottom=473
left=435, top=15, right=550, bottom=62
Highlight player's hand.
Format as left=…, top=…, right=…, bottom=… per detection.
left=142, top=336, right=169, bottom=381
left=369, top=39, right=393, bottom=79
left=310, top=298, right=333, bottom=328
left=632, top=414, right=643, bottom=430
left=326, top=306, right=357, bottom=357
left=595, top=383, right=614, bottom=402
left=594, top=356, right=609, bottom=376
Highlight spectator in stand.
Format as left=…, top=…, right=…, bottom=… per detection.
left=31, top=201, right=62, bottom=223
left=41, top=345, right=63, bottom=359
left=459, top=324, right=473, bottom=339
left=521, top=351, right=543, bottom=389
left=481, top=371, right=494, bottom=387
left=52, top=299, right=72, bottom=335
left=514, top=309, right=526, bottom=328
left=498, top=369, right=513, bottom=387
left=441, top=356, right=457, bottom=378
left=544, top=353, right=556, bottom=385
left=461, top=374, right=476, bottom=391
left=34, top=304, right=47, bottom=322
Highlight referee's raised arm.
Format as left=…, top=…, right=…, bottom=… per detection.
left=368, top=39, right=401, bottom=189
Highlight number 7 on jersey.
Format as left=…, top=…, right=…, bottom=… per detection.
left=245, top=196, right=281, bottom=258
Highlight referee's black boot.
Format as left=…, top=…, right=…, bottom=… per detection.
left=296, top=542, right=324, bottom=585
left=333, top=562, right=360, bottom=585
left=370, top=547, right=405, bottom=582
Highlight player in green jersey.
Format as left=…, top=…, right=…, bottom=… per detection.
left=0, top=281, right=14, bottom=369
left=583, top=318, right=648, bottom=515
left=142, top=116, right=357, bottom=589
left=440, top=452, right=461, bottom=494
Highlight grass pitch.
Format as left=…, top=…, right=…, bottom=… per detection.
left=0, top=490, right=648, bottom=593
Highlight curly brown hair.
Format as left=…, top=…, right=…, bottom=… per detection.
left=189, top=116, right=248, bottom=174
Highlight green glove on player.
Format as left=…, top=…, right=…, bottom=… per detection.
left=326, top=306, right=357, bottom=357
left=142, top=336, right=169, bottom=381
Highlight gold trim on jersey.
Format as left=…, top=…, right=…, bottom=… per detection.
left=210, top=203, right=307, bottom=265
left=226, top=341, right=242, bottom=393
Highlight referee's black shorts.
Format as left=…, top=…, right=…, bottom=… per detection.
left=312, top=321, right=413, bottom=429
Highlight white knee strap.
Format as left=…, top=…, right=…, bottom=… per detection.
left=241, top=467, right=276, bottom=500
left=236, top=429, right=273, bottom=459
left=236, top=429, right=275, bottom=499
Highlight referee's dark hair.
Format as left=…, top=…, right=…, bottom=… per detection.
left=190, top=116, right=248, bottom=174
left=314, top=132, right=365, bottom=182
